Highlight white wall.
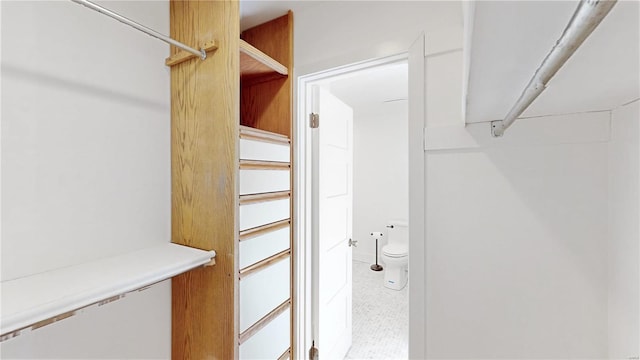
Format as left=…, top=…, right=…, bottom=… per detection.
left=294, top=1, right=462, bottom=76
left=351, top=102, right=408, bottom=263
left=0, top=283, right=170, bottom=359
left=1, top=1, right=170, bottom=358
left=608, top=100, right=640, bottom=359
left=427, top=50, right=463, bottom=127
left=293, top=2, right=635, bottom=359
left=293, top=3, right=463, bottom=359
left=425, top=115, right=610, bottom=358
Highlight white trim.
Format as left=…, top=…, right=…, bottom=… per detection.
left=462, top=1, right=476, bottom=125
left=294, top=53, right=410, bottom=360
left=0, top=0, right=3, bottom=265
left=407, top=33, right=426, bottom=359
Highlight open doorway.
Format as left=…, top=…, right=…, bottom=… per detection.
left=295, top=55, right=410, bottom=359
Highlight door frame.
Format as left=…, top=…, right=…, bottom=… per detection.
left=294, top=51, right=424, bottom=359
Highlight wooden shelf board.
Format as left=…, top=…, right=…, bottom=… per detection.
left=0, top=243, right=215, bottom=340
left=239, top=219, right=290, bottom=241
left=278, top=348, right=291, bottom=360
left=239, top=160, right=290, bottom=170
left=239, top=249, right=291, bottom=279
left=239, top=191, right=290, bottom=205
left=240, top=39, right=288, bottom=79
left=240, top=125, right=290, bottom=145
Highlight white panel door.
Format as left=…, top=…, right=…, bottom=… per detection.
left=312, top=86, right=353, bottom=359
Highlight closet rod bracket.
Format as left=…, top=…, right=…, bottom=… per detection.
left=491, top=120, right=505, bottom=138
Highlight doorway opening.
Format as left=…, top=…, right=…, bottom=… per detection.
left=294, top=53, right=411, bottom=360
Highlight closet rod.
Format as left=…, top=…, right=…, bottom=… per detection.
left=70, top=0, right=206, bottom=60
left=491, top=0, right=617, bottom=137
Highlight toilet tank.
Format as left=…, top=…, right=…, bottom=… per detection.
left=387, top=220, right=408, bottom=246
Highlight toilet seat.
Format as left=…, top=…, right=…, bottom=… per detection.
left=382, top=243, right=408, bottom=258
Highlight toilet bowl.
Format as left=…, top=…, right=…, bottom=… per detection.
left=381, top=221, right=409, bottom=290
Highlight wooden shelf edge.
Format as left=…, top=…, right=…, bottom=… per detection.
left=238, top=299, right=291, bottom=345
left=0, top=243, right=214, bottom=340
left=240, top=126, right=290, bottom=145
left=278, top=348, right=291, bottom=360
left=240, top=39, right=288, bottom=78
left=239, top=160, right=290, bottom=170
left=165, top=40, right=218, bottom=67
left=239, top=219, right=290, bottom=241
left=239, top=249, right=290, bottom=280
left=239, top=191, right=290, bottom=205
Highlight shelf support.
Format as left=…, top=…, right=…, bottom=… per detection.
left=166, top=40, right=219, bottom=66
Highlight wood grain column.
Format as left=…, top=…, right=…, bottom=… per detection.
left=170, top=1, right=239, bottom=359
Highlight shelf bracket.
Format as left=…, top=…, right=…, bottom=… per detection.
left=166, top=40, right=219, bottom=67
left=204, top=249, right=217, bottom=267
left=491, top=120, right=505, bottom=137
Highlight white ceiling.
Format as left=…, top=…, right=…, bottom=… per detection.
left=465, top=0, right=640, bottom=124
left=326, top=62, right=408, bottom=113
left=240, top=0, right=319, bottom=31
left=240, top=1, right=638, bottom=123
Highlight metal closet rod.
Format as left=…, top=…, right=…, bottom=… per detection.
left=491, top=0, right=617, bottom=137
left=70, top=0, right=206, bottom=60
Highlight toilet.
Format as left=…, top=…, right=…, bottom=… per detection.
left=381, top=220, right=409, bottom=290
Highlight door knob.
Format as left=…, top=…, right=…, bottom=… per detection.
left=348, top=238, right=358, bottom=247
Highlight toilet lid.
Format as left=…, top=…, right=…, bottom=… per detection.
left=382, top=243, right=408, bottom=257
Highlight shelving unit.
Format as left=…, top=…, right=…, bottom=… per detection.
left=169, top=3, right=293, bottom=358
left=238, top=13, right=294, bottom=358
left=168, top=1, right=239, bottom=358
left=0, top=243, right=215, bottom=342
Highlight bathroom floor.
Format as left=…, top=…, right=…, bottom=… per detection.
left=344, top=260, right=408, bottom=360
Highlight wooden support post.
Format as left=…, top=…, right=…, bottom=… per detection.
left=170, top=1, right=239, bottom=358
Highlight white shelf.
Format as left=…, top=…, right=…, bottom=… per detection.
left=1, top=243, right=215, bottom=339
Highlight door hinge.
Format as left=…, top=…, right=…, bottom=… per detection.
left=309, top=341, right=319, bottom=360
left=309, top=113, right=319, bottom=128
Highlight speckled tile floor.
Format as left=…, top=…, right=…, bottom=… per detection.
left=344, top=260, right=408, bottom=360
